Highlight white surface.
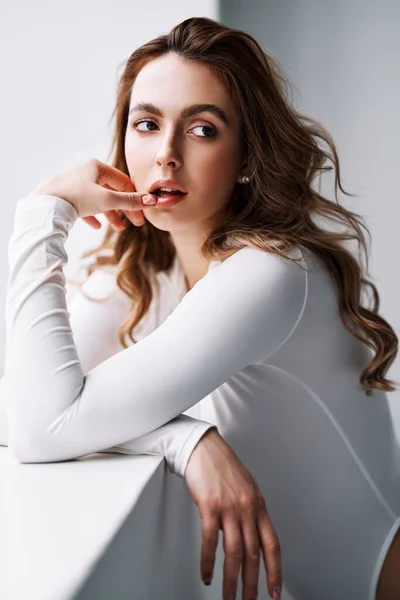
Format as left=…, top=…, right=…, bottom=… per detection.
left=0, top=448, right=165, bottom=600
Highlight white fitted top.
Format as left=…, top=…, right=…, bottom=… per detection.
left=1, top=195, right=400, bottom=600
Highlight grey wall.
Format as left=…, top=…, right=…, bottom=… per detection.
left=220, top=0, right=400, bottom=422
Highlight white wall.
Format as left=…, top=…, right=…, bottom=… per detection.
left=221, top=0, right=400, bottom=422
left=0, top=0, right=219, bottom=373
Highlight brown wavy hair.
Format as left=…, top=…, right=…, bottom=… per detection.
left=72, top=16, right=398, bottom=397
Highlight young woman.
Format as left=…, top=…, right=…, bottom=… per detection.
left=1, top=16, right=399, bottom=600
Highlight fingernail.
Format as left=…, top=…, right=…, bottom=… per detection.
left=203, top=580, right=211, bottom=586
left=273, top=586, right=281, bottom=600
left=142, top=193, right=158, bottom=205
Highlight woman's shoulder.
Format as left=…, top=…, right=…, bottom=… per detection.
left=202, top=245, right=308, bottom=317
left=218, top=244, right=308, bottom=275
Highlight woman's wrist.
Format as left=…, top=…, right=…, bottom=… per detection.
left=184, top=427, right=220, bottom=476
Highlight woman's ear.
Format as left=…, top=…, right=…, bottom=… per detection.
left=237, top=158, right=249, bottom=182
left=239, top=152, right=249, bottom=172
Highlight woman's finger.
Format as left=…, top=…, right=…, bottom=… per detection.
left=123, top=209, right=146, bottom=226
left=94, top=159, right=136, bottom=194
left=82, top=210, right=146, bottom=230
left=97, top=182, right=146, bottom=227
left=103, top=209, right=128, bottom=230
left=240, top=509, right=261, bottom=600
left=199, top=510, right=220, bottom=585
left=99, top=185, right=156, bottom=213
left=221, top=512, right=243, bottom=600
left=91, top=159, right=156, bottom=214
left=99, top=182, right=144, bottom=227
left=257, top=503, right=283, bottom=599
left=81, top=213, right=125, bottom=231
left=81, top=216, right=101, bottom=229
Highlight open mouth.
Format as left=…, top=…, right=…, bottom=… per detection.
left=152, top=189, right=188, bottom=207
left=153, top=188, right=187, bottom=198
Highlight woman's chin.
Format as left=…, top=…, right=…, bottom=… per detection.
left=145, top=214, right=189, bottom=233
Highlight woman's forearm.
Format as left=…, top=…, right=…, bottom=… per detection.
left=0, top=368, right=216, bottom=476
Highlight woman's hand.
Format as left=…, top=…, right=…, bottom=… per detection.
left=184, top=429, right=282, bottom=600
left=28, top=158, right=157, bottom=228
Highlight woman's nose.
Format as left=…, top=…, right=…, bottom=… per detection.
left=156, top=156, right=178, bottom=168
left=155, top=136, right=182, bottom=168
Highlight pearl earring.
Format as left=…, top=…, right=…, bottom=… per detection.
left=240, top=175, right=250, bottom=184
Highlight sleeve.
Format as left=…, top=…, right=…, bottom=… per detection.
left=0, top=264, right=218, bottom=477
left=5, top=195, right=307, bottom=467
left=0, top=376, right=8, bottom=446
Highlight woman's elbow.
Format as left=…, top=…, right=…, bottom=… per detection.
left=8, top=428, right=51, bottom=464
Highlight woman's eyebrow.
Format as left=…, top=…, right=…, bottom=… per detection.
left=128, top=102, right=230, bottom=125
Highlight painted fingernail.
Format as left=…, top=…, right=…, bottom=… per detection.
left=142, top=193, right=158, bottom=205
left=273, top=586, right=281, bottom=600
left=203, top=580, right=211, bottom=585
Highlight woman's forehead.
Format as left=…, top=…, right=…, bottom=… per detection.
left=130, top=54, right=239, bottom=124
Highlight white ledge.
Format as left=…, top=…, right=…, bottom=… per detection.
left=0, top=448, right=216, bottom=600
left=0, top=449, right=165, bottom=599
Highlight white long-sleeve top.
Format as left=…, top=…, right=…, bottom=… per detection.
left=0, top=196, right=222, bottom=476
left=2, top=194, right=400, bottom=600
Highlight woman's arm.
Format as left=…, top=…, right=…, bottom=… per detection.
left=1, top=238, right=217, bottom=476
left=5, top=195, right=307, bottom=465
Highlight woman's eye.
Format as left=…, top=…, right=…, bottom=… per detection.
left=132, top=119, right=158, bottom=132
left=190, top=124, right=217, bottom=139
left=131, top=119, right=217, bottom=139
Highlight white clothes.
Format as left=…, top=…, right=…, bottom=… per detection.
left=1, top=194, right=400, bottom=600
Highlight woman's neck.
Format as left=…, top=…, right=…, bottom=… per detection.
left=169, top=229, right=211, bottom=292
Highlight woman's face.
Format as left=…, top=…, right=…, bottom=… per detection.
left=124, top=53, right=245, bottom=234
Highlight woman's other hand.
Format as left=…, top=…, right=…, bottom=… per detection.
left=184, top=428, right=282, bottom=600
left=27, top=157, right=157, bottom=228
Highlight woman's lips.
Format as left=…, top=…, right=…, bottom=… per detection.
left=153, top=193, right=187, bottom=207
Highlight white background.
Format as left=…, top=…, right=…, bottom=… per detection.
left=0, top=0, right=218, bottom=370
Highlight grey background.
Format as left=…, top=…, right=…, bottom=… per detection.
left=221, top=0, right=400, bottom=424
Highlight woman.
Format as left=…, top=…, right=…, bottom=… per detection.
left=1, top=16, right=399, bottom=600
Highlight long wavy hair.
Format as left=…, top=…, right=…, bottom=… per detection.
left=73, top=16, right=398, bottom=396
